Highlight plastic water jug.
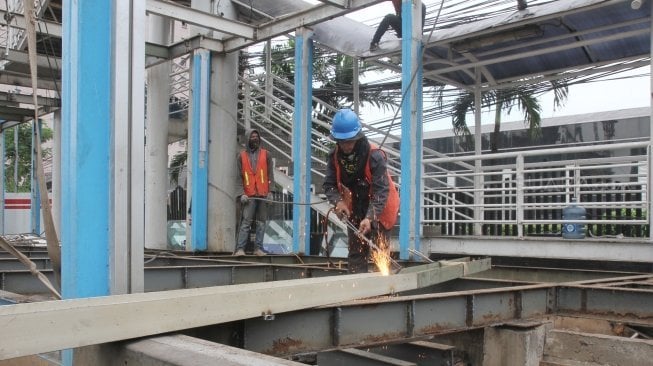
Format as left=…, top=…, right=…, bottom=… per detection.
left=562, top=198, right=586, bottom=239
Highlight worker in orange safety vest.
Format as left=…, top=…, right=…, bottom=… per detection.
left=235, top=129, right=274, bottom=256
left=323, top=109, right=399, bottom=273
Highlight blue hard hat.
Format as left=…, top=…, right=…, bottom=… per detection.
left=331, top=109, right=362, bottom=140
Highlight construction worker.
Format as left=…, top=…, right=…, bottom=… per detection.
left=323, top=109, right=399, bottom=273
left=235, top=129, right=274, bottom=256
left=370, top=0, right=427, bottom=51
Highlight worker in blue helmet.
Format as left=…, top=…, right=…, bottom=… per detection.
left=323, top=109, right=399, bottom=273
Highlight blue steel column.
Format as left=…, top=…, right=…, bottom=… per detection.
left=292, top=28, right=313, bottom=254
left=30, top=120, right=41, bottom=235
left=62, top=0, right=111, bottom=298
left=399, top=0, right=423, bottom=259
left=189, top=49, right=211, bottom=251
left=0, top=128, right=4, bottom=234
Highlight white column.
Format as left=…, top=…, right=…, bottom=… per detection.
left=649, top=0, right=653, bottom=240
left=52, top=110, right=61, bottom=235
left=112, top=0, right=146, bottom=294
left=474, top=68, right=483, bottom=235
left=145, top=14, right=171, bottom=250
left=208, top=50, right=239, bottom=252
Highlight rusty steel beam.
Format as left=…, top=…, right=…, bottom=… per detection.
left=241, top=282, right=653, bottom=356
left=0, top=258, right=490, bottom=360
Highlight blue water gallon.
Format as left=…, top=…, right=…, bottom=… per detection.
left=562, top=198, right=586, bottom=239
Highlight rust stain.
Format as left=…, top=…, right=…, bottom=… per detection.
left=480, top=312, right=504, bottom=324
left=266, top=337, right=305, bottom=356
left=360, top=331, right=406, bottom=344
left=417, top=323, right=459, bottom=334
left=560, top=309, right=653, bottom=321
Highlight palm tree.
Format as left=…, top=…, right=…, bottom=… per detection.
left=452, top=81, right=568, bottom=152
left=263, top=39, right=398, bottom=120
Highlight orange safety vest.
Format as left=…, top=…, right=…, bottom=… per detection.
left=240, top=148, right=270, bottom=197
left=334, top=144, right=399, bottom=230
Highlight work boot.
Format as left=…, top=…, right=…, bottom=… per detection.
left=254, top=248, right=266, bottom=256
left=369, top=42, right=379, bottom=51
left=234, top=249, right=245, bottom=256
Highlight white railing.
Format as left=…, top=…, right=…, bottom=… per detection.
left=423, top=141, right=650, bottom=238
left=217, top=72, right=651, bottom=240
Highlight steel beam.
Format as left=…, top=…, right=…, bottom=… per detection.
left=0, top=264, right=347, bottom=294
left=0, top=249, right=49, bottom=259
left=241, top=283, right=653, bottom=357
left=0, top=259, right=490, bottom=360
left=2, top=49, right=61, bottom=73
left=0, top=91, right=59, bottom=107
left=0, top=72, right=60, bottom=91
left=223, top=0, right=383, bottom=52
left=317, top=348, right=416, bottom=366
left=0, top=257, right=51, bottom=271
left=243, top=284, right=551, bottom=355
left=0, top=9, right=62, bottom=37
left=316, top=0, right=350, bottom=8
left=145, top=35, right=224, bottom=67
left=366, top=341, right=455, bottom=366
left=146, top=0, right=255, bottom=40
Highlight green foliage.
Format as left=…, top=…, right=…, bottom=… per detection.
left=4, top=122, right=53, bottom=192
left=266, top=39, right=398, bottom=120
left=451, top=82, right=567, bottom=152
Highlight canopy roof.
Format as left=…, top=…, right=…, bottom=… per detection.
left=309, top=0, right=651, bottom=90
left=0, top=0, right=649, bottom=123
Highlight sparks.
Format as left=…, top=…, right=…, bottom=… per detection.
left=371, top=234, right=391, bottom=276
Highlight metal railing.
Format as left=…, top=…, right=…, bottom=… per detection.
left=423, top=141, right=650, bottom=238
left=193, top=69, right=650, bottom=241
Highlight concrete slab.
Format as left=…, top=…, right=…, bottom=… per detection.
left=121, top=335, right=305, bottom=366
left=543, top=329, right=653, bottom=366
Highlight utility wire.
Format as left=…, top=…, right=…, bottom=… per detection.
left=379, top=0, right=445, bottom=149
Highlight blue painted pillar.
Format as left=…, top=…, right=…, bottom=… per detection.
left=292, top=28, right=313, bottom=254
left=62, top=0, right=112, bottom=298
left=30, top=120, right=41, bottom=235
left=399, top=0, right=424, bottom=260
left=189, top=49, right=211, bottom=251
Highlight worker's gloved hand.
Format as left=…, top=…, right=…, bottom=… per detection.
left=240, top=195, right=249, bottom=204
left=335, top=200, right=350, bottom=220
left=359, top=218, right=372, bottom=235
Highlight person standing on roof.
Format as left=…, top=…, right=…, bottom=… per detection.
left=235, top=129, right=274, bottom=256
left=370, top=0, right=427, bottom=51
left=322, top=109, right=400, bottom=273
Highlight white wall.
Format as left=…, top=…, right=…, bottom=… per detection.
left=4, top=192, right=43, bottom=234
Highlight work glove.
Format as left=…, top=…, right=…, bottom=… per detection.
left=335, top=200, right=350, bottom=221
left=359, top=218, right=372, bottom=235
left=240, top=195, right=249, bottom=204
